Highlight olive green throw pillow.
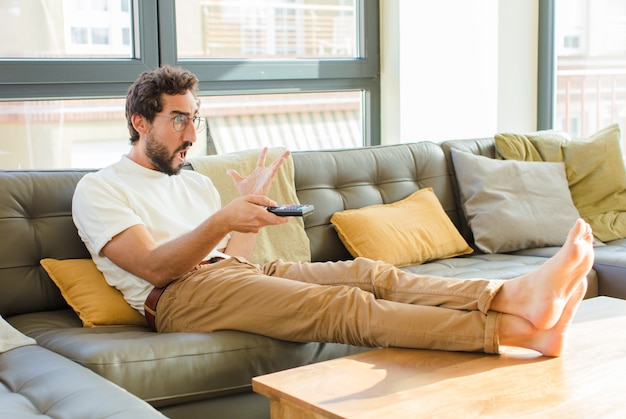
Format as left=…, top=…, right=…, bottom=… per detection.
left=495, top=124, right=626, bottom=242
left=330, top=188, right=473, bottom=267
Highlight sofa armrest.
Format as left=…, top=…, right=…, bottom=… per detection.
left=0, top=345, right=165, bottom=418
left=592, top=252, right=626, bottom=299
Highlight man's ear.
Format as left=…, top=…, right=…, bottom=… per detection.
left=131, top=114, right=149, bottom=135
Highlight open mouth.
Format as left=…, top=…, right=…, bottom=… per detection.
left=176, top=142, right=193, bottom=162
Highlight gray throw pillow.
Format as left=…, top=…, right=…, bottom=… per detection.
left=450, top=148, right=581, bottom=253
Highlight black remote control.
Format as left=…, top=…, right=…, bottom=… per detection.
left=266, top=204, right=315, bottom=217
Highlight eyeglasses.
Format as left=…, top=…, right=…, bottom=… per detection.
left=156, top=114, right=206, bottom=132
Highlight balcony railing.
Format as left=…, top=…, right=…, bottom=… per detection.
left=556, top=59, right=626, bottom=138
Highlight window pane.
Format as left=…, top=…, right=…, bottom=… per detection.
left=202, top=92, right=362, bottom=153
left=555, top=0, right=626, bottom=138
left=176, top=0, right=357, bottom=59
left=0, top=99, right=128, bottom=169
left=0, top=92, right=361, bottom=169
left=91, top=28, right=110, bottom=45
left=0, top=99, right=213, bottom=169
left=0, top=0, right=133, bottom=59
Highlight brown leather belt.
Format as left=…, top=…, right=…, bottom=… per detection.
left=144, top=257, right=224, bottom=330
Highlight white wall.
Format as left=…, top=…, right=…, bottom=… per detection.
left=497, top=1, right=538, bottom=133
left=380, top=0, right=538, bottom=144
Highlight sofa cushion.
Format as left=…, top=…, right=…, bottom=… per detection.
left=450, top=149, right=580, bottom=253
left=400, top=253, right=598, bottom=299
left=330, top=188, right=472, bottom=266
left=495, top=124, right=626, bottom=242
left=8, top=310, right=369, bottom=408
left=402, top=253, right=554, bottom=279
left=40, top=258, right=147, bottom=328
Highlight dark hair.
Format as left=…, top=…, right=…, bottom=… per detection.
left=125, top=65, right=199, bottom=143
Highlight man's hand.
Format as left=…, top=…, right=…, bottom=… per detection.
left=220, top=195, right=290, bottom=234
left=222, top=148, right=291, bottom=259
left=227, top=147, right=291, bottom=196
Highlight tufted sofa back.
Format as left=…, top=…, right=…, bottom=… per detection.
left=292, top=141, right=463, bottom=262
left=0, top=139, right=495, bottom=317
left=0, top=170, right=92, bottom=317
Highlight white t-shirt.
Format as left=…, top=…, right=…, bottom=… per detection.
left=72, top=156, right=229, bottom=313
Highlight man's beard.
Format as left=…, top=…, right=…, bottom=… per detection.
left=145, top=131, right=190, bottom=176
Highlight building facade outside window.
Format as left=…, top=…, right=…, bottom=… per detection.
left=541, top=0, right=626, bottom=139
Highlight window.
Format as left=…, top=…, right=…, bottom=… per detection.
left=0, top=0, right=378, bottom=169
left=562, top=35, right=581, bottom=51
left=539, top=0, right=626, bottom=139
left=175, top=0, right=357, bottom=59
left=71, top=28, right=89, bottom=45
left=203, top=92, right=363, bottom=154
left=0, top=99, right=130, bottom=170
left=0, top=0, right=133, bottom=59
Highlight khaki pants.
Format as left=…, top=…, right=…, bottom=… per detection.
left=153, top=256, right=504, bottom=353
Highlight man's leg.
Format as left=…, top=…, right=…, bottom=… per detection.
left=491, top=218, right=594, bottom=330
left=493, top=219, right=593, bottom=356
left=156, top=256, right=498, bottom=352
left=263, top=257, right=502, bottom=314
left=498, top=280, right=587, bottom=357
left=156, top=219, right=593, bottom=356
left=265, top=218, right=594, bottom=357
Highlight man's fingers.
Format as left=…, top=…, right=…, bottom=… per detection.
left=268, top=150, right=291, bottom=174
left=256, top=147, right=269, bottom=168
left=243, top=194, right=276, bottom=208
left=227, top=169, right=243, bottom=183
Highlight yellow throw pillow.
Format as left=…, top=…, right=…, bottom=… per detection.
left=330, top=188, right=473, bottom=267
left=40, top=258, right=147, bottom=328
left=495, top=124, right=626, bottom=242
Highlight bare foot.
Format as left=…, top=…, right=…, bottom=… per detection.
left=500, top=280, right=587, bottom=356
left=491, top=218, right=594, bottom=330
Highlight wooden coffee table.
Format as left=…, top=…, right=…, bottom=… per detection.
left=253, top=296, right=626, bottom=418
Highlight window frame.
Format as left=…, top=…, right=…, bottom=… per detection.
left=537, top=0, right=557, bottom=130
left=0, top=0, right=158, bottom=100
left=0, top=0, right=380, bottom=146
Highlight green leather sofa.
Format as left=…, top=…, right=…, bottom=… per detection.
left=2, top=137, right=624, bottom=418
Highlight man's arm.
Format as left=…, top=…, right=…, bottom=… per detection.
left=102, top=148, right=292, bottom=287
left=102, top=194, right=286, bottom=288
left=223, top=232, right=257, bottom=259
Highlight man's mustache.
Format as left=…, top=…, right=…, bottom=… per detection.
left=176, top=142, right=193, bottom=153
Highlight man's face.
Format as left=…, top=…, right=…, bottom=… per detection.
left=145, top=91, right=199, bottom=176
